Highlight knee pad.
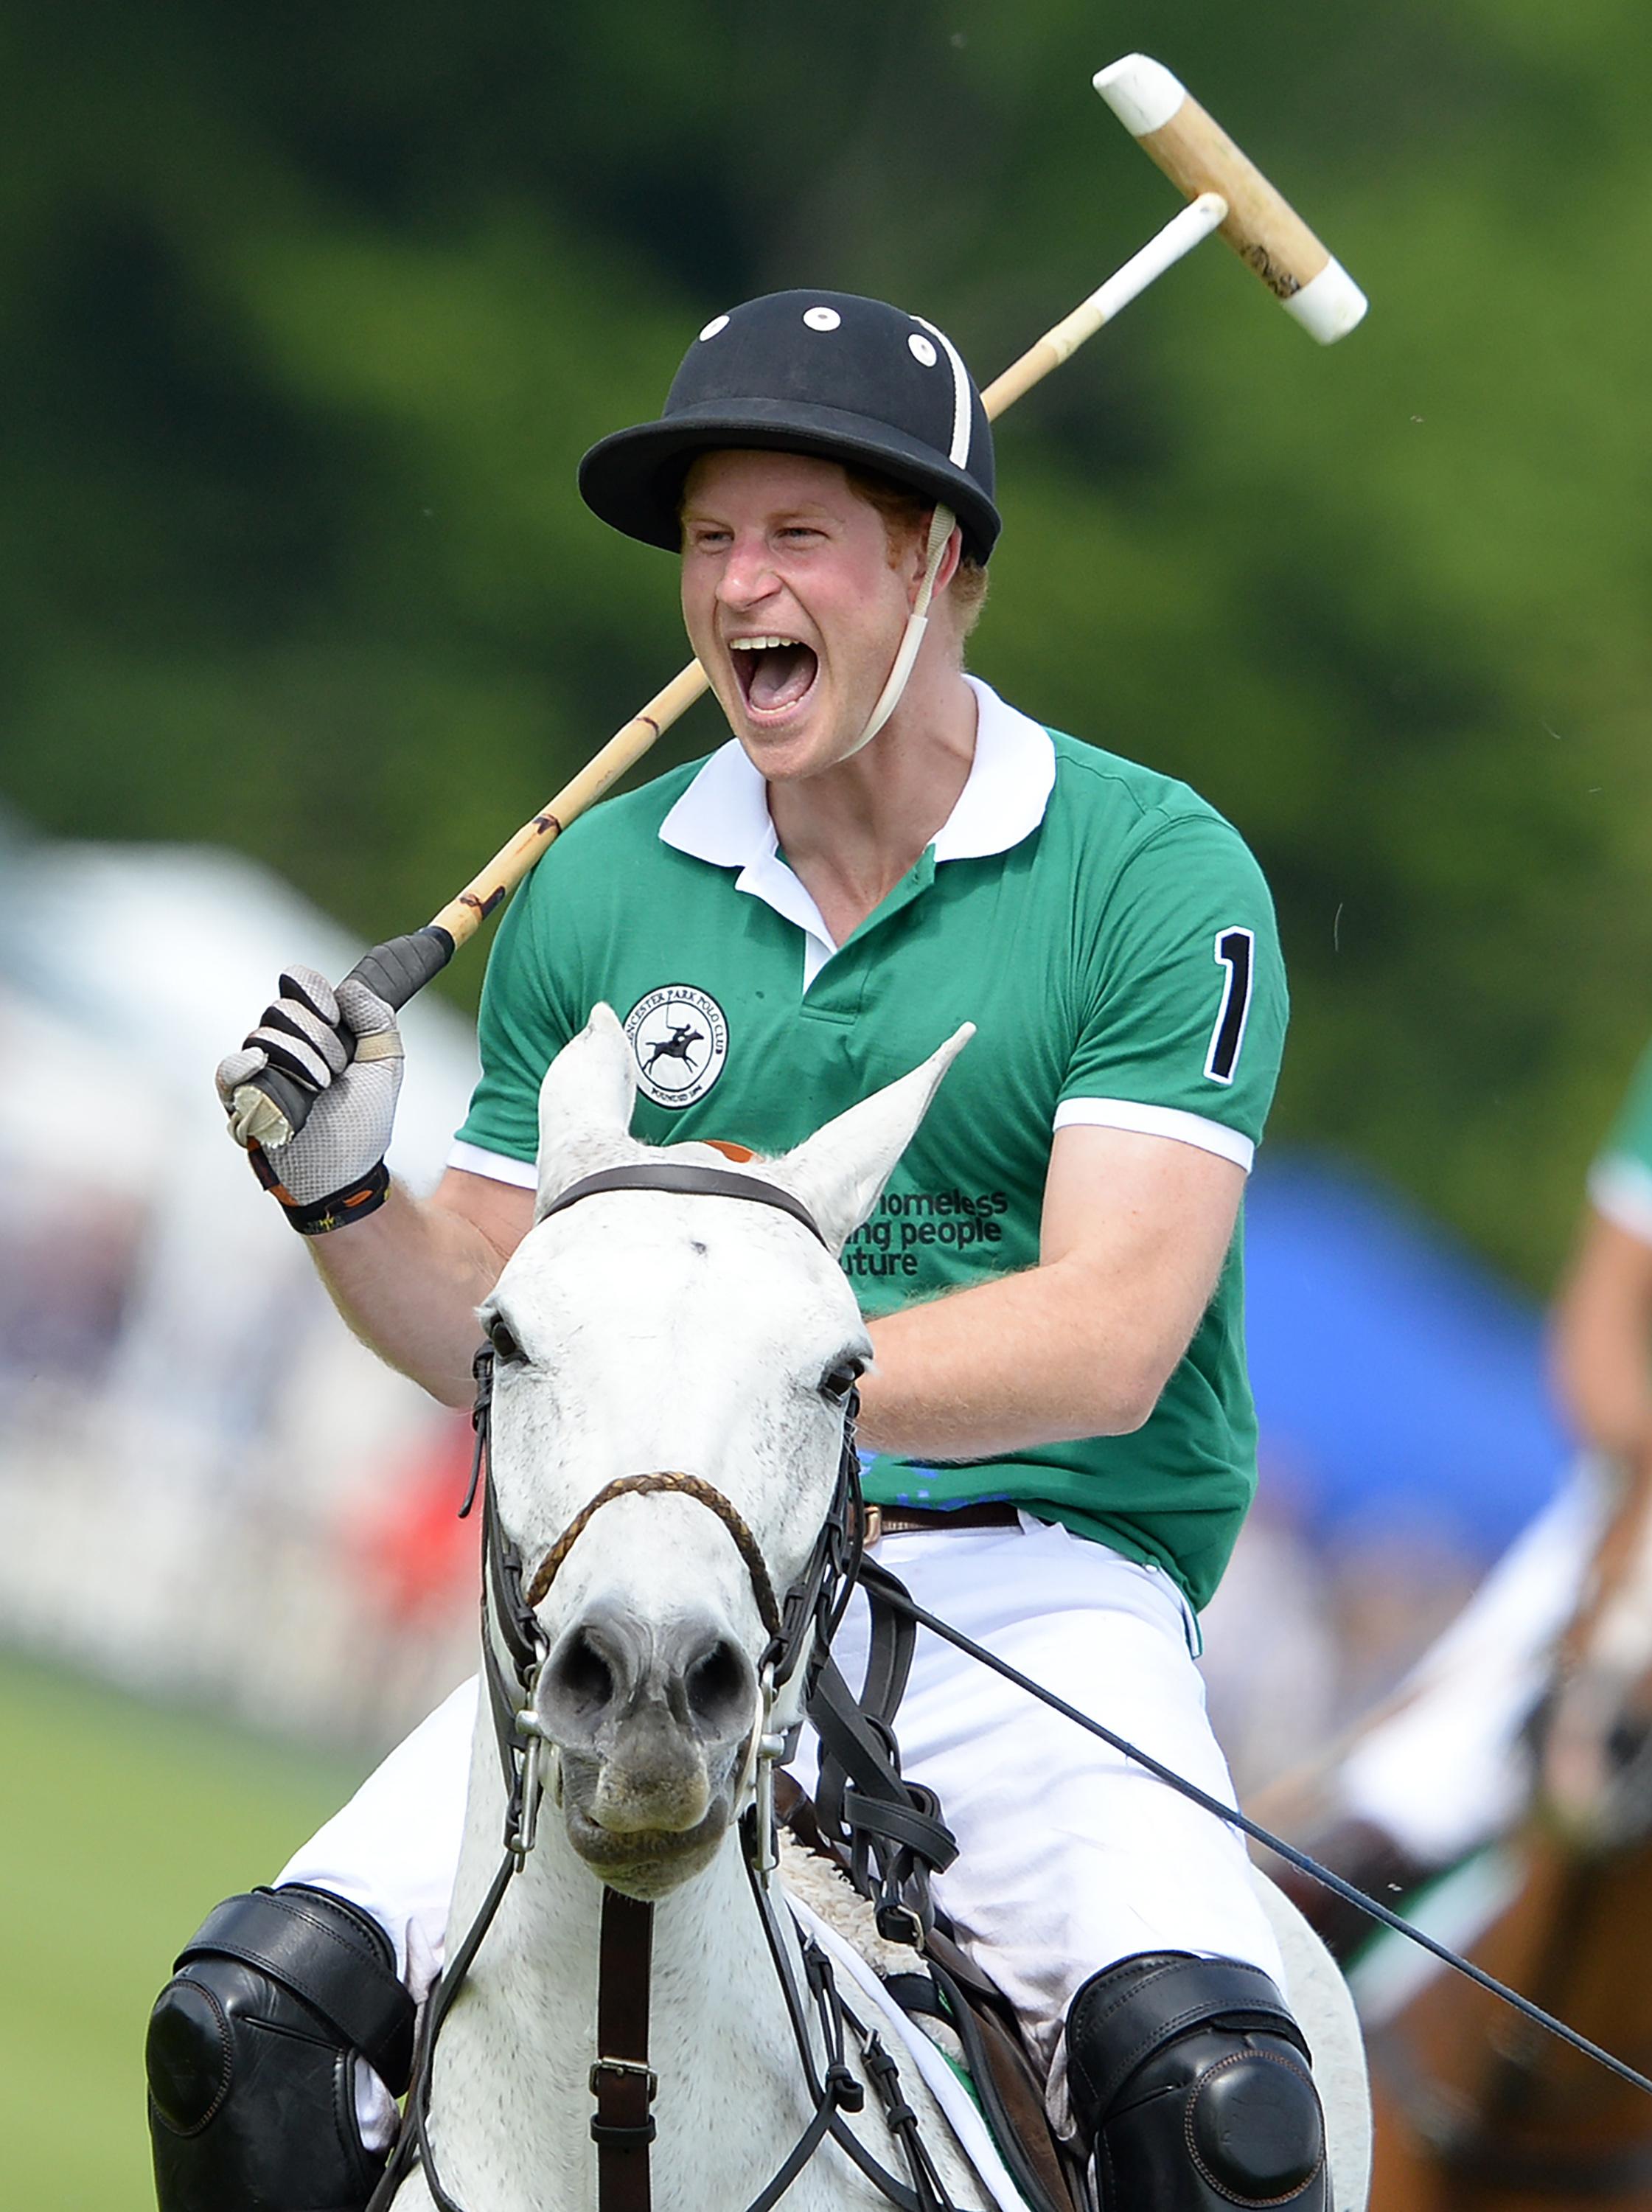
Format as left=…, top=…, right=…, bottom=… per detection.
left=1065, top=1952, right=1328, bottom=2211
left=146, top=1885, right=416, bottom=2212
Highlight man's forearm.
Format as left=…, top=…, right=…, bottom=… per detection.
left=1558, top=1326, right=1652, bottom=1464
left=307, top=1182, right=509, bottom=1407
left=1550, top=1214, right=1652, bottom=1464
left=857, top=1255, right=1181, bottom=1460
left=1555, top=1309, right=1652, bottom=1464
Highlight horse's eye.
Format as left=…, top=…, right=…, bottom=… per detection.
left=487, top=1315, right=524, bottom=1365
left=819, top=1360, right=863, bottom=1406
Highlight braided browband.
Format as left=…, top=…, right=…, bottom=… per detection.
left=525, top=1470, right=782, bottom=1632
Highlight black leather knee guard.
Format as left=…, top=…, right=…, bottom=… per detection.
left=1065, top=1952, right=1328, bottom=2211
left=146, top=1884, right=416, bottom=2212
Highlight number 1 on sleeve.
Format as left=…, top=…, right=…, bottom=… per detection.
left=1205, top=928, right=1254, bottom=1085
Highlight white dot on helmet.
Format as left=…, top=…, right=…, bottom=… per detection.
left=803, top=306, right=842, bottom=332
left=907, top=333, right=938, bottom=368
left=699, top=314, right=731, bottom=341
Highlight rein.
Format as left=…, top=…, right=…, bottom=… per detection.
left=872, top=1576, right=1652, bottom=2110
left=374, top=1162, right=961, bottom=2212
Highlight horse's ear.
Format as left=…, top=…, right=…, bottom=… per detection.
left=769, top=1024, right=974, bottom=1255
left=534, top=1004, right=646, bottom=1218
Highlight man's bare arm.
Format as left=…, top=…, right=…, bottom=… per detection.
left=856, top=1124, right=1244, bottom=1459
left=309, top=1167, right=535, bottom=1408
left=1550, top=1209, right=1652, bottom=1461
left=1545, top=1208, right=1652, bottom=1793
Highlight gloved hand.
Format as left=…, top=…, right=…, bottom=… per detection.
left=216, top=967, right=404, bottom=1234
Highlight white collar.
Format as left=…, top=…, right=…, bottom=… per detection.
left=658, top=675, right=1056, bottom=874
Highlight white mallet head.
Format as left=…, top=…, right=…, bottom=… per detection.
left=1095, top=54, right=1367, bottom=344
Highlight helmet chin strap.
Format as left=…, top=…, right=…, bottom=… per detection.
left=846, top=504, right=956, bottom=757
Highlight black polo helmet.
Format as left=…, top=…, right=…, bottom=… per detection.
left=578, top=290, right=1000, bottom=563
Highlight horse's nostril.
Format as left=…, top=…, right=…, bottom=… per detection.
left=548, top=1631, right=616, bottom=1722
left=686, top=1638, right=752, bottom=1737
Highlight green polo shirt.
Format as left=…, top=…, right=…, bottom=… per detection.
left=453, top=678, right=1287, bottom=1608
left=1589, top=1040, right=1652, bottom=1249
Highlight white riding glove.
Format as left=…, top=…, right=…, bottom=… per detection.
left=215, top=967, right=404, bottom=1234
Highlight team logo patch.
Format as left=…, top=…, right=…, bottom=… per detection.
left=624, top=986, right=729, bottom=1109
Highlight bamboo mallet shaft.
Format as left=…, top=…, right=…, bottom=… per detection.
left=429, top=658, right=711, bottom=947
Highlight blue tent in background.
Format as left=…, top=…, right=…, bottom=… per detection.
left=1244, top=1154, right=1574, bottom=1559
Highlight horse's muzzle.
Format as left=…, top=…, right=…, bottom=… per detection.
left=537, top=1596, right=759, bottom=1889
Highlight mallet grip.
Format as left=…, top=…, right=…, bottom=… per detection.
left=230, top=662, right=711, bottom=1147
left=229, top=925, right=459, bottom=1150
left=1094, top=55, right=1366, bottom=344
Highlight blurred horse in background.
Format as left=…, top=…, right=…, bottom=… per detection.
left=1366, top=1477, right=1652, bottom=2211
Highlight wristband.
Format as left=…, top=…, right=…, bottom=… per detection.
left=248, top=1149, right=391, bottom=1236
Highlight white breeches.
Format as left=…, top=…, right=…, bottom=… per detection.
left=1336, top=1463, right=1606, bottom=1865
left=281, top=1515, right=1283, bottom=2132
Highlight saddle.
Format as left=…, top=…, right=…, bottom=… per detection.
left=794, top=1555, right=1084, bottom=2212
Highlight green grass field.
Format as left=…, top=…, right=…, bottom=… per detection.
left=0, top=1654, right=372, bottom=2209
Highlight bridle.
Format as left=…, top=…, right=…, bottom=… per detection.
left=369, top=1161, right=965, bottom=2212
left=524, top=1469, right=783, bottom=1622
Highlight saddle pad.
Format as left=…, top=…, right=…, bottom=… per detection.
left=786, top=1893, right=1034, bottom=2212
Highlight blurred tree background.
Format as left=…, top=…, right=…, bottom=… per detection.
left=4, top=0, right=1649, bottom=1290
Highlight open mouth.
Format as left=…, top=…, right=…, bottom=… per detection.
left=565, top=1801, right=728, bottom=1892
left=728, top=635, right=819, bottom=720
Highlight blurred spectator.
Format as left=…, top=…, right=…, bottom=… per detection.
left=1265, top=1036, right=1652, bottom=1955
left=1199, top=1480, right=1341, bottom=1798
left=335, top=1413, right=482, bottom=1734
left=0, top=828, right=478, bottom=1747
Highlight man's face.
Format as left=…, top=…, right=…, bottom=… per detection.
left=679, top=449, right=920, bottom=782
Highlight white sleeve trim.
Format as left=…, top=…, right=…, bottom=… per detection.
left=447, top=1139, right=539, bottom=1190
left=1589, top=1156, right=1652, bottom=1248
left=1053, top=1097, right=1255, bottom=1172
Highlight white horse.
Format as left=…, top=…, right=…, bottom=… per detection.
left=389, top=1006, right=1369, bottom=2211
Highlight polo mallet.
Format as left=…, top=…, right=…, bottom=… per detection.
left=231, top=52, right=1365, bottom=1150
